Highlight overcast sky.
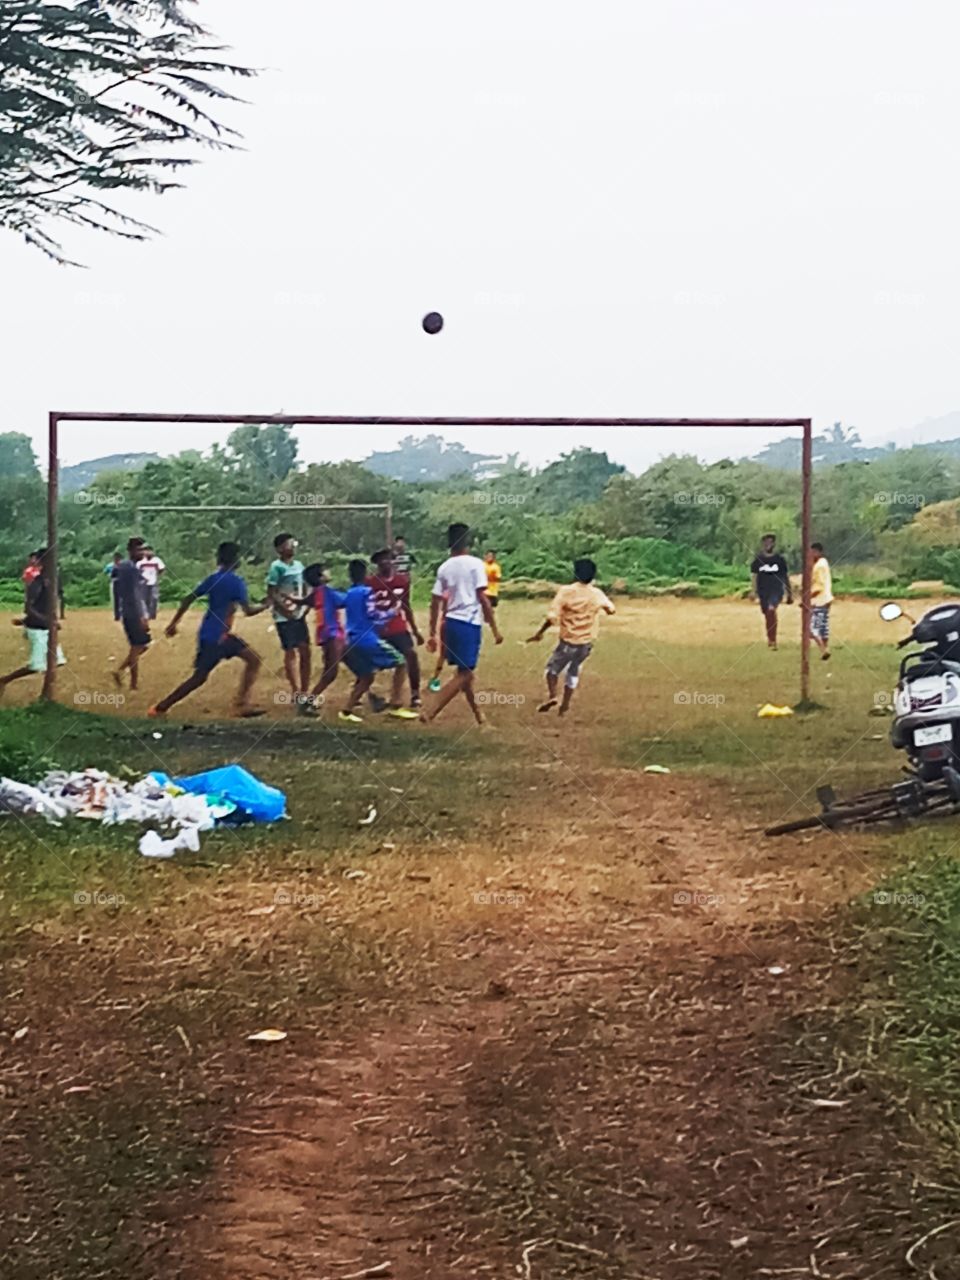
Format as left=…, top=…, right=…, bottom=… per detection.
left=4, top=0, right=959, bottom=470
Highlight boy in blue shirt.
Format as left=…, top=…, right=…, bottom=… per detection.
left=339, top=558, right=405, bottom=724
left=148, top=542, right=268, bottom=718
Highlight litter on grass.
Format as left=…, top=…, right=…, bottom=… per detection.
left=643, top=765, right=672, bottom=775
left=0, top=764, right=287, bottom=858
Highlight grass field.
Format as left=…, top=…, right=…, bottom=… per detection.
left=3, top=598, right=960, bottom=1278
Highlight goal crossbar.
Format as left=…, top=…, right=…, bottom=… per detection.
left=43, top=412, right=814, bottom=704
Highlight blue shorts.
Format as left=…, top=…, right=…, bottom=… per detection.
left=344, top=636, right=405, bottom=678
left=443, top=617, right=482, bottom=672
left=195, top=634, right=248, bottom=674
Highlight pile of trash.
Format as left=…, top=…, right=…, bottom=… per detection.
left=0, top=764, right=286, bottom=859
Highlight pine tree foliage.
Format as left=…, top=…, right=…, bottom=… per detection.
left=0, top=0, right=254, bottom=263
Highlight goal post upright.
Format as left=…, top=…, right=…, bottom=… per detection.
left=42, top=413, right=814, bottom=704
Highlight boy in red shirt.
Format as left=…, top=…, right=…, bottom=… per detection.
left=367, top=548, right=422, bottom=717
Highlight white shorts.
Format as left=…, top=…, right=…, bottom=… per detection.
left=26, top=628, right=66, bottom=673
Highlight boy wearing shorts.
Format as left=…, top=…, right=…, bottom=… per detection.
left=149, top=542, right=267, bottom=718
left=339, top=559, right=406, bottom=724
left=0, top=548, right=65, bottom=699
left=301, top=563, right=348, bottom=705
left=422, top=523, right=503, bottom=726
left=528, top=558, right=615, bottom=716
left=368, top=548, right=422, bottom=717
left=809, top=541, right=833, bottom=660
left=266, top=532, right=314, bottom=715
left=113, top=536, right=151, bottom=691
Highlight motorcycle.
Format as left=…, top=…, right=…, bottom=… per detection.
left=766, top=600, right=960, bottom=834
left=880, top=600, right=960, bottom=790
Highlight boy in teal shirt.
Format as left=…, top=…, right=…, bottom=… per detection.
left=266, top=531, right=314, bottom=715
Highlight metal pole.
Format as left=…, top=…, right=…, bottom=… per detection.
left=385, top=503, right=394, bottom=547
left=800, top=419, right=813, bottom=705
left=42, top=412, right=59, bottom=702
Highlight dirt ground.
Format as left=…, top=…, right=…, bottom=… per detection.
left=2, top=600, right=958, bottom=1278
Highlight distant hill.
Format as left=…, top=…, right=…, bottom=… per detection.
left=61, top=452, right=159, bottom=493
left=750, top=421, right=960, bottom=469
left=889, top=411, right=960, bottom=450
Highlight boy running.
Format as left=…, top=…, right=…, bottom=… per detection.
left=810, top=541, right=833, bottom=660
left=0, top=548, right=65, bottom=700
left=750, top=534, right=792, bottom=649
left=368, top=548, right=422, bottom=716
left=339, top=559, right=405, bottom=723
left=149, top=542, right=267, bottom=718
left=528, top=558, right=615, bottom=716
left=302, top=563, right=348, bottom=705
left=266, top=532, right=314, bottom=715
left=113, top=536, right=151, bottom=691
left=422, top=523, right=503, bottom=726
left=427, top=591, right=448, bottom=693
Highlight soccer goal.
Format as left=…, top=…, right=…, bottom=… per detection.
left=41, top=413, right=815, bottom=702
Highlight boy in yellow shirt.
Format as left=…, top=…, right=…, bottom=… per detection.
left=527, top=558, right=615, bottom=715
left=483, top=550, right=503, bottom=608
left=809, top=541, right=833, bottom=660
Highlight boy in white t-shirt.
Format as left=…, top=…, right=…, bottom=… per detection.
left=422, top=523, right=502, bottom=724
left=138, top=546, right=166, bottom=620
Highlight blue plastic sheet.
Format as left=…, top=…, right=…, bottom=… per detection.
left=150, top=765, right=287, bottom=824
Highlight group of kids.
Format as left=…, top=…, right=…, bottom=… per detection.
left=1, top=529, right=831, bottom=712
left=108, top=522, right=614, bottom=724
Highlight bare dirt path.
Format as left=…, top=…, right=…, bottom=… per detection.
left=181, top=774, right=956, bottom=1280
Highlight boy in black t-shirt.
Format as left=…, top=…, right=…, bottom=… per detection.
left=750, top=534, right=792, bottom=649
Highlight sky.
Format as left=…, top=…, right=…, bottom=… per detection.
left=4, top=0, right=959, bottom=472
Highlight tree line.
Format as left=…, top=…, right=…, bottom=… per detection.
left=1, top=426, right=960, bottom=604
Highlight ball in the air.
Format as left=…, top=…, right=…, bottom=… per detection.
left=422, top=311, right=444, bottom=335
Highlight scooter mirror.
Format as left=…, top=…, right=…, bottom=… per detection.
left=879, top=601, right=903, bottom=622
